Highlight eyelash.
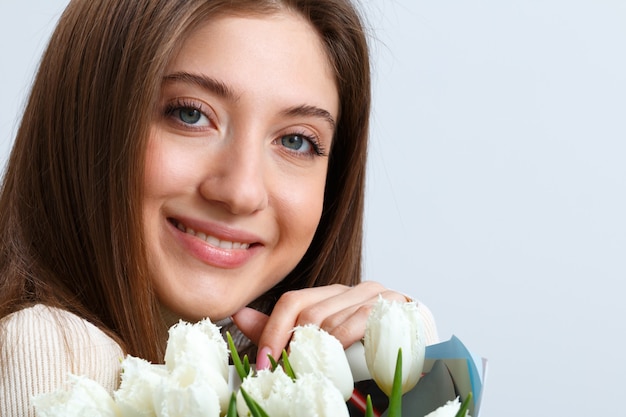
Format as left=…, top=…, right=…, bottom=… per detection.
left=163, top=98, right=214, bottom=130
left=162, top=98, right=328, bottom=157
left=283, top=129, right=327, bottom=157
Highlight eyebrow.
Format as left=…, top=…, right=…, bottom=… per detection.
left=163, top=72, right=240, bottom=101
left=162, top=71, right=336, bottom=131
left=282, top=105, right=336, bottom=132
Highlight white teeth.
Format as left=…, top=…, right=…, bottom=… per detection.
left=206, top=235, right=220, bottom=247
left=175, top=221, right=250, bottom=250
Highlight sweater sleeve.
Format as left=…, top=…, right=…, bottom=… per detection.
left=0, top=305, right=124, bottom=417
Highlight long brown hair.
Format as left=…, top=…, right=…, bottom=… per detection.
left=0, top=0, right=370, bottom=363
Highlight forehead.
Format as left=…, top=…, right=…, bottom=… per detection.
left=170, top=11, right=335, bottom=82
left=164, top=11, right=339, bottom=120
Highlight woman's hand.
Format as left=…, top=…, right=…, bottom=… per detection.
left=231, top=281, right=409, bottom=370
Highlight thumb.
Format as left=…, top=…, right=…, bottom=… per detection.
left=231, top=307, right=269, bottom=347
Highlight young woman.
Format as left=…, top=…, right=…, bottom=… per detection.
left=0, top=0, right=438, bottom=415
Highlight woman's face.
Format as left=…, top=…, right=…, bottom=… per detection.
left=143, top=12, right=339, bottom=321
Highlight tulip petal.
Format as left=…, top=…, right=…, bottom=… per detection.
left=364, top=297, right=426, bottom=396
left=32, top=374, right=121, bottom=417
left=288, top=324, right=354, bottom=400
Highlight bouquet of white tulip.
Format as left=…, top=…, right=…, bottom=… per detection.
left=32, top=298, right=482, bottom=417
left=230, top=324, right=354, bottom=417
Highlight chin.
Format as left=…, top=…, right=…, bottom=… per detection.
left=184, top=303, right=236, bottom=323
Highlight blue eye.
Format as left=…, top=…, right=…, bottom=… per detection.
left=281, top=134, right=311, bottom=152
left=174, top=107, right=211, bottom=127
left=164, top=99, right=212, bottom=129
left=179, top=108, right=203, bottom=124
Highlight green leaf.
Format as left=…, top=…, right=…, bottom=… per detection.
left=243, top=354, right=251, bottom=376
left=387, top=348, right=403, bottom=417
left=281, top=350, right=296, bottom=380
left=227, top=331, right=248, bottom=381
left=456, top=392, right=473, bottom=417
left=268, top=354, right=279, bottom=371
left=226, top=392, right=238, bottom=417
left=240, top=387, right=271, bottom=417
left=365, top=394, right=375, bottom=417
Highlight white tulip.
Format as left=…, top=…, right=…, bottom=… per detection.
left=170, top=361, right=230, bottom=414
left=288, top=372, right=349, bottom=417
left=163, top=318, right=230, bottom=411
left=288, top=324, right=354, bottom=401
left=236, top=367, right=294, bottom=417
left=424, top=397, right=471, bottom=417
left=32, top=374, right=121, bottom=417
left=114, top=355, right=169, bottom=417
left=164, top=319, right=229, bottom=379
left=152, top=372, right=221, bottom=417
left=364, top=296, right=425, bottom=396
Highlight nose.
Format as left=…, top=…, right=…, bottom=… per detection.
left=199, top=140, right=269, bottom=215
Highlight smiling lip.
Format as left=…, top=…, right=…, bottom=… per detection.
left=167, top=217, right=262, bottom=268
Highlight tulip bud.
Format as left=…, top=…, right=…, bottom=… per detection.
left=163, top=318, right=230, bottom=411
left=152, top=372, right=221, bottom=417
left=115, top=356, right=169, bottom=416
left=288, top=324, right=354, bottom=401
left=236, top=367, right=294, bottom=417
left=32, top=374, right=121, bottom=417
left=164, top=319, right=229, bottom=379
left=288, top=372, right=350, bottom=417
left=364, top=296, right=425, bottom=396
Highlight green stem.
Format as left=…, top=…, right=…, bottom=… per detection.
left=240, top=387, right=271, bottom=417
left=281, top=350, right=296, bottom=380
left=365, top=394, right=375, bottom=417
left=387, top=348, right=403, bottom=417
left=226, top=332, right=248, bottom=381
left=268, top=355, right=279, bottom=371
left=226, top=392, right=238, bottom=417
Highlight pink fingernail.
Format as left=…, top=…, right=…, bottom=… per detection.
left=256, top=346, right=272, bottom=370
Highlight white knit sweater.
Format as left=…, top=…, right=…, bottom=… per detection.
left=0, top=305, right=124, bottom=417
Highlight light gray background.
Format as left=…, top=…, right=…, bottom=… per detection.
left=1, top=1, right=625, bottom=416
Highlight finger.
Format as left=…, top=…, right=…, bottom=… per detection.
left=290, top=281, right=386, bottom=328
left=231, top=307, right=269, bottom=346
left=320, top=289, right=413, bottom=347
left=256, top=285, right=351, bottom=367
left=325, top=304, right=373, bottom=348
left=299, top=281, right=389, bottom=328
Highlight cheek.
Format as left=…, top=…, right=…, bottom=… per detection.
left=276, top=171, right=327, bottom=245
left=143, top=131, right=197, bottom=199
left=142, top=132, right=179, bottom=245
left=143, top=133, right=167, bottom=197
left=141, top=141, right=164, bottom=263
